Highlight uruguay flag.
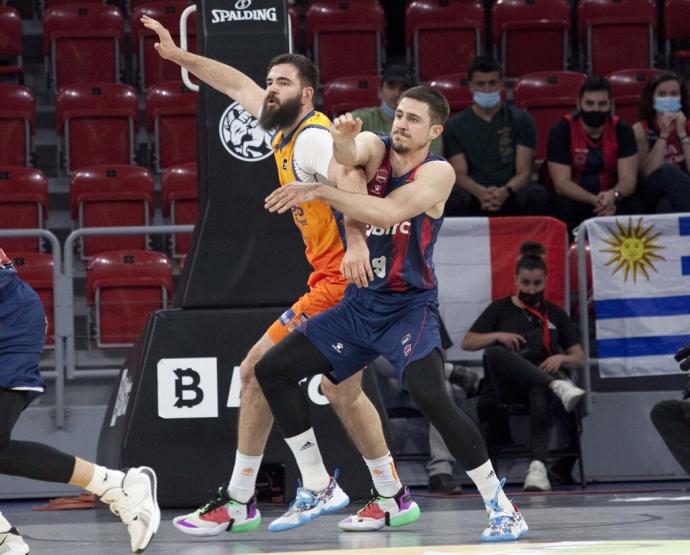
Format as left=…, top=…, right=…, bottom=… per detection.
left=586, top=214, right=690, bottom=377
left=436, top=217, right=568, bottom=361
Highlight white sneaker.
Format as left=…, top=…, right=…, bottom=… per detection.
left=101, top=466, right=161, bottom=553
left=549, top=379, right=585, bottom=412
left=523, top=460, right=551, bottom=492
left=0, top=528, right=29, bottom=555
left=480, top=478, right=529, bottom=543
left=268, top=471, right=349, bottom=532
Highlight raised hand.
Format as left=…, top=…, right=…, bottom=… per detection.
left=331, top=113, right=363, bottom=145
left=140, top=15, right=180, bottom=61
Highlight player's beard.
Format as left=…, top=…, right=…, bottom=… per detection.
left=391, top=131, right=412, bottom=154
left=259, top=93, right=303, bottom=131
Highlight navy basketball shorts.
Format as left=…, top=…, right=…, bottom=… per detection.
left=299, top=295, right=442, bottom=384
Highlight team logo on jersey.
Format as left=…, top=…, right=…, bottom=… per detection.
left=403, top=344, right=412, bottom=357
left=219, top=102, right=273, bottom=162
left=331, top=342, right=344, bottom=354
left=369, top=167, right=390, bottom=197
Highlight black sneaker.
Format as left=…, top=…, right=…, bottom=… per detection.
left=448, top=365, right=480, bottom=397
left=428, top=473, right=463, bottom=494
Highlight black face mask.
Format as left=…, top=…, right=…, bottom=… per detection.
left=518, top=290, right=544, bottom=308
left=580, top=109, right=610, bottom=128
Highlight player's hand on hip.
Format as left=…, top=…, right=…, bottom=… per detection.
left=265, top=182, right=320, bottom=213
left=341, top=241, right=373, bottom=288
left=140, top=15, right=179, bottom=61
left=331, top=113, right=363, bottom=144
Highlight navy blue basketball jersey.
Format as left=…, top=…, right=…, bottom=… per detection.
left=363, top=136, right=445, bottom=295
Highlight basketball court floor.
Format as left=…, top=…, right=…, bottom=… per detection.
left=2, top=483, right=690, bottom=554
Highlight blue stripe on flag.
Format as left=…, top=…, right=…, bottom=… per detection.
left=597, top=334, right=690, bottom=359
left=680, top=216, right=690, bottom=236
left=683, top=256, right=690, bottom=276
left=595, top=296, right=690, bottom=319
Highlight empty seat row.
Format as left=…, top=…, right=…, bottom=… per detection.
left=0, top=164, right=198, bottom=259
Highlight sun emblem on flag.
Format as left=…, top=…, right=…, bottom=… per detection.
left=600, top=217, right=666, bottom=282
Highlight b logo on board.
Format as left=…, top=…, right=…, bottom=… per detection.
left=219, top=102, right=273, bottom=162
left=157, top=358, right=218, bottom=419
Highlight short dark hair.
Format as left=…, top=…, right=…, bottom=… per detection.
left=267, top=53, right=319, bottom=91
left=468, top=55, right=502, bottom=81
left=639, top=71, right=688, bottom=123
left=515, top=241, right=547, bottom=275
left=399, top=85, right=450, bottom=125
left=579, top=75, right=612, bottom=100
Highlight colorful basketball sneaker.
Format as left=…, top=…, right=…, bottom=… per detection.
left=172, top=483, right=261, bottom=536
left=268, top=471, right=349, bottom=532
left=0, top=527, right=30, bottom=555
left=338, top=485, right=421, bottom=531
left=480, top=479, right=528, bottom=542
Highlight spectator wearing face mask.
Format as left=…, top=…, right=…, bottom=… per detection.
left=350, top=64, right=442, bottom=155
left=547, top=76, right=641, bottom=234
left=461, top=242, right=586, bottom=492
left=443, top=56, right=551, bottom=217
left=632, top=72, right=690, bottom=213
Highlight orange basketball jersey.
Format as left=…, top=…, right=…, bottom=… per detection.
left=272, top=111, right=347, bottom=289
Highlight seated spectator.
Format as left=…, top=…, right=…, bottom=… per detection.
left=632, top=72, right=690, bottom=213
left=443, top=55, right=551, bottom=217
left=460, top=242, right=585, bottom=492
left=547, top=76, right=641, bottom=234
left=351, top=64, right=442, bottom=155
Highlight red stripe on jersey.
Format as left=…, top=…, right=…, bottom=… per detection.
left=387, top=227, right=411, bottom=291
left=420, top=217, right=435, bottom=288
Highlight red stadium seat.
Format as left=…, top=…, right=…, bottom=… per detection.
left=492, top=0, right=571, bottom=79
left=146, top=81, right=197, bottom=172
left=86, top=250, right=173, bottom=347
left=162, top=162, right=197, bottom=258
left=69, top=165, right=154, bottom=259
left=429, top=73, right=474, bottom=114
left=56, top=83, right=138, bottom=174
left=11, top=252, right=55, bottom=346
left=0, top=6, right=23, bottom=80
left=131, top=2, right=195, bottom=91
left=44, top=0, right=104, bottom=11
left=608, top=68, right=663, bottom=124
left=514, top=71, right=588, bottom=161
left=406, top=0, right=484, bottom=83
left=43, top=5, right=124, bottom=94
left=578, top=0, right=657, bottom=76
left=306, top=0, right=385, bottom=84
left=322, top=75, right=380, bottom=117
left=0, top=84, right=34, bottom=166
left=0, top=167, right=48, bottom=253
left=665, top=0, right=690, bottom=67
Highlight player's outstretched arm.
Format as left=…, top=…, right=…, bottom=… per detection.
left=265, top=161, right=455, bottom=228
left=141, top=15, right=265, bottom=118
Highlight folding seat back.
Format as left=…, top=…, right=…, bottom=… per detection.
left=514, top=71, right=588, bottom=161
left=0, top=167, right=48, bottom=252
left=146, top=81, right=197, bottom=172
left=578, top=0, right=656, bottom=76
left=161, top=162, right=197, bottom=258
left=0, top=84, right=34, bottom=166
left=0, top=6, right=22, bottom=79
left=429, top=73, right=476, bottom=114
left=322, top=75, right=379, bottom=117
left=665, top=0, right=690, bottom=64
left=492, top=0, right=571, bottom=79
left=69, top=164, right=154, bottom=259
left=43, top=5, right=124, bottom=93
left=406, top=0, right=484, bottom=83
left=86, top=250, right=173, bottom=347
left=131, top=2, right=195, bottom=91
left=11, top=252, right=55, bottom=346
left=57, top=83, right=138, bottom=174
left=44, top=0, right=104, bottom=11
left=608, top=68, right=662, bottom=124
left=306, top=0, right=385, bottom=84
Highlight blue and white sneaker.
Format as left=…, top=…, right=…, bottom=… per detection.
left=268, top=470, right=349, bottom=532
left=480, top=478, right=528, bottom=542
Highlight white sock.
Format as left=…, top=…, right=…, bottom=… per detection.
left=228, top=451, right=263, bottom=503
left=364, top=452, right=402, bottom=497
left=85, top=465, right=125, bottom=497
left=0, top=512, right=11, bottom=532
left=466, top=460, right=513, bottom=514
left=285, top=428, right=330, bottom=492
